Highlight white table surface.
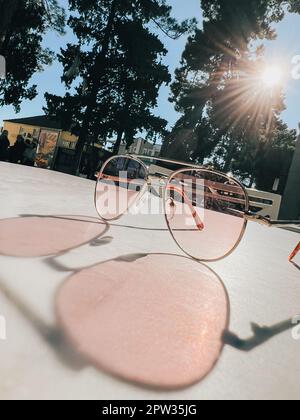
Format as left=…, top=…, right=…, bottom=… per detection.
left=0, top=162, right=300, bottom=400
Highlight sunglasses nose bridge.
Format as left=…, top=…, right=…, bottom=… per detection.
left=146, top=176, right=152, bottom=187
left=131, top=180, right=148, bottom=211
left=146, top=176, right=166, bottom=187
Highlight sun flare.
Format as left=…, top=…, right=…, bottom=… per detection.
left=261, top=66, right=282, bottom=87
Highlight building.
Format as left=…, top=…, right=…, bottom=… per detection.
left=3, top=115, right=78, bottom=149
left=2, top=117, right=162, bottom=173
left=118, top=137, right=161, bottom=157
left=3, top=115, right=78, bottom=172
left=279, top=126, right=300, bottom=220
left=2, top=115, right=114, bottom=175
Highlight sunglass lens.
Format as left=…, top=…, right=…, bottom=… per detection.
left=95, top=157, right=147, bottom=220
left=165, top=170, right=248, bottom=261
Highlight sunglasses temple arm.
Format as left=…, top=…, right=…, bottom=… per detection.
left=245, top=212, right=300, bottom=262
left=289, top=242, right=300, bottom=262
left=244, top=212, right=300, bottom=228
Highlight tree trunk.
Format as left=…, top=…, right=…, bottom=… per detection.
left=248, top=175, right=255, bottom=188
left=222, top=153, right=233, bottom=173
left=113, top=130, right=124, bottom=155
left=161, top=128, right=194, bottom=161
left=72, top=0, right=118, bottom=175
left=112, top=86, right=133, bottom=156
left=222, top=137, right=236, bottom=173
left=160, top=133, right=172, bottom=157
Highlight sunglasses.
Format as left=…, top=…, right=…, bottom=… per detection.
left=94, top=155, right=300, bottom=263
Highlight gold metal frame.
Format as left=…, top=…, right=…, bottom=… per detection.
left=94, top=154, right=148, bottom=222
left=289, top=242, right=300, bottom=263
left=95, top=154, right=300, bottom=263
left=162, top=166, right=249, bottom=262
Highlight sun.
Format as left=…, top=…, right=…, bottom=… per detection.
left=261, top=66, right=282, bottom=87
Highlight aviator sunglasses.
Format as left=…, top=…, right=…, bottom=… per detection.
left=94, top=155, right=300, bottom=263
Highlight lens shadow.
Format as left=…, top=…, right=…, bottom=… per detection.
left=55, top=253, right=230, bottom=390
left=0, top=215, right=108, bottom=257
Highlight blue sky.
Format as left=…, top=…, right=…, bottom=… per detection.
left=1, top=0, right=300, bottom=132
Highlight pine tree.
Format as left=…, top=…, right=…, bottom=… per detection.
left=0, top=0, right=65, bottom=111
left=241, top=120, right=297, bottom=192
left=162, top=0, right=300, bottom=182
left=44, top=0, right=196, bottom=173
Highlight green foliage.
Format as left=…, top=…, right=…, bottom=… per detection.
left=163, top=0, right=299, bottom=190
left=250, top=121, right=297, bottom=193
left=0, top=0, right=65, bottom=111
left=45, top=0, right=195, bottom=167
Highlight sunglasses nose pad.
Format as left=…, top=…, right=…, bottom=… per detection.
left=166, top=198, right=176, bottom=221
left=133, top=182, right=148, bottom=208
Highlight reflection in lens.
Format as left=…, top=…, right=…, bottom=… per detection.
left=165, top=170, right=248, bottom=261
left=95, top=157, right=147, bottom=221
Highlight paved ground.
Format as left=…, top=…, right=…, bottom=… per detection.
left=0, top=162, right=300, bottom=400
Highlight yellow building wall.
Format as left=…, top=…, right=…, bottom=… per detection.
left=3, top=122, right=78, bottom=147
left=61, top=131, right=78, bottom=142
left=3, top=121, right=39, bottom=146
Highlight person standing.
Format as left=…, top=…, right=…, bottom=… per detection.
left=10, top=135, right=26, bottom=164
left=0, top=130, right=10, bottom=161
left=23, top=141, right=37, bottom=166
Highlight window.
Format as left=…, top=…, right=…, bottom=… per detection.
left=33, top=129, right=39, bottom=139
left=248, top=196, right=273, bottom=206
